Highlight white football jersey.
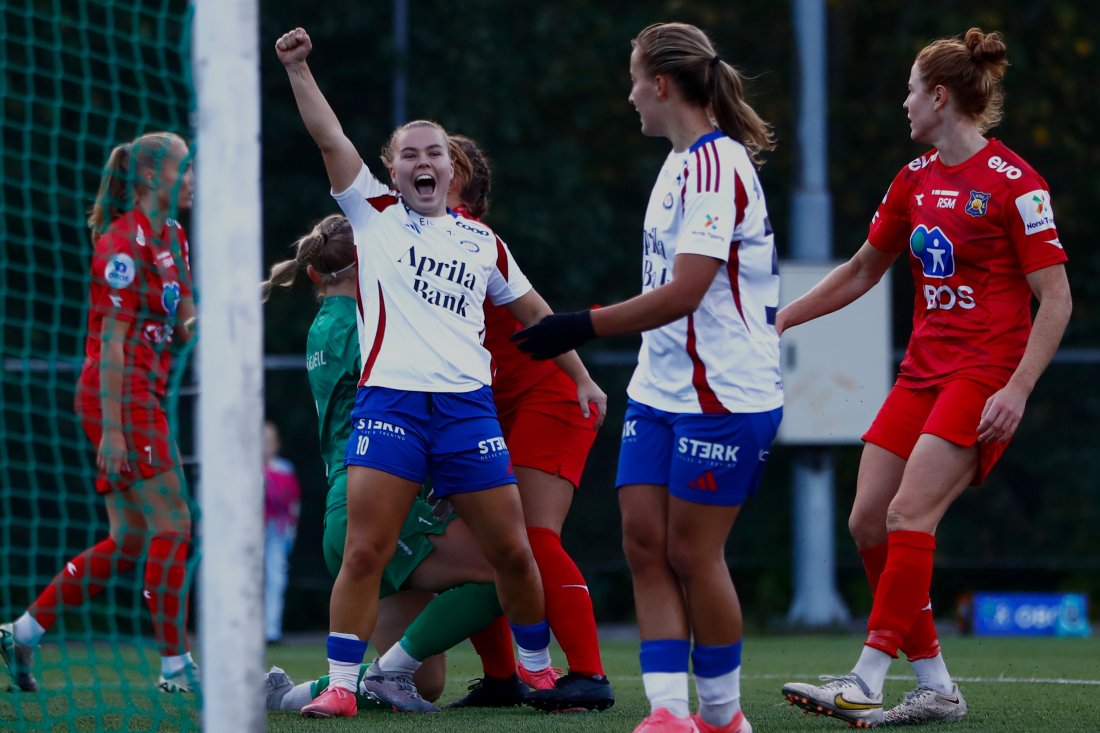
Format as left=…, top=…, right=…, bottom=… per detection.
left=333, top=164, right=531, bottom=392
left=627, top=131, right=783, bottom=414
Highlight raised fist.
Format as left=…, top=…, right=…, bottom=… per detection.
left=275, top=27, right=312, bottom=66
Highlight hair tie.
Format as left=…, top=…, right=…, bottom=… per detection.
left=709, top=55, right=722, bottom=68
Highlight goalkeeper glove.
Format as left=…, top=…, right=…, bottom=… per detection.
left=511, top=310, right=595, bottom=360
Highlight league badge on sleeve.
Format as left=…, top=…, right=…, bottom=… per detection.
left=105, top=253, right=136, bottom=288
left=1015, top=189, right=1056, bottom=235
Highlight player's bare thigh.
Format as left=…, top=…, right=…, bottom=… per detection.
left=105, top=468, right=190, bottom=544
left=515, top=465, right=574, bottom=534
left=849, top=443, right=907, bottom=547
left=888, top=434, right=978, bottom=535
left=404, top=517, right=494, bottom=592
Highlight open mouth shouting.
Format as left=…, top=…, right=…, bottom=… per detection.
left=414, top=173, right=436, bottom=197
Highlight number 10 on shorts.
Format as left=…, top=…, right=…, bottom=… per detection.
left=355, top=435, right=370, bottom=455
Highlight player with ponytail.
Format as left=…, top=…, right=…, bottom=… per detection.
left=3, top=131, right=199, bottom=694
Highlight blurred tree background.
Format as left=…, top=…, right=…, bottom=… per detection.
left=254, top=0, right=1098, bottom=630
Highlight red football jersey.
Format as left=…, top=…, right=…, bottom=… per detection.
left=868, top=139, right=1068, bottom=388
left=451, top=205, right=560, bottom=403
left=483, top=300, right=559, bottom=402
left=77, top=211, right=191, bottom=405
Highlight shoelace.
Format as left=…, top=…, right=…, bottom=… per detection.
left=901, top=686, right=936, bottom=703
left=816, top=674, right=857, bottom=690
left=380, top=673, right=423, bottom=698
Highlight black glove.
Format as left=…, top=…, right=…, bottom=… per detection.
left=511, top=310, right=595, bottom=360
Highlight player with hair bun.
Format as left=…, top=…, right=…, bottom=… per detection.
left=779, top=28, right=1071, bottom=728
left=2, top=131, right=199, bottom=694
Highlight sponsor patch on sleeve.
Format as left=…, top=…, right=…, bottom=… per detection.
left=104, top=253, right=136, bottom=288
left=1014, top=189, right=1056, bottom=236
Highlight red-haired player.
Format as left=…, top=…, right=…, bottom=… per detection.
left=779, top=28, right=1072, bottom=728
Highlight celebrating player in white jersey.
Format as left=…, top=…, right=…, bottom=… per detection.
left=514, top=21, right=782, bottom=733
left=274, top=26, right=605, bottom=719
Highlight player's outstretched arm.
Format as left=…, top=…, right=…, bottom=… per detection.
left=776, top=240, right=896, bottom=335
left=505, top=289, right=607, bottom=425
left=275, top=27, right=362, bottom=193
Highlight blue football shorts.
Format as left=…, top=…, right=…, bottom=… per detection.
left=345, top=385, right=516, bottom=497
left=615, top=398, right=782, bottom=506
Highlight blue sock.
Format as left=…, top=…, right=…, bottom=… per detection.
left=326, top=632, right=368, bottom=692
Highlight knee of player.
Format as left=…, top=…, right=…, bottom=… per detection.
left=884, top=501, right=929, bottom=534
left=848, top=510, right=884, bottom=545
left=621, top=527, right=666, bottom=571
left=111, top=531, right=147, bottom=560
left=485, top=541, right=537, bottom=577
left=666, top=541, right=722, bottom=583
left=341, top=540, right=391, bottom=576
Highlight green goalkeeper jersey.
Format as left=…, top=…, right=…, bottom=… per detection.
left=306, top=295, right=362, bottom=487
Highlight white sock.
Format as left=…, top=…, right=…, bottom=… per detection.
left=13, top=612, right=46, bottom=646
left=328, top=659, right=361, bottom=692
left=517, top=646, right=552, bottom=672
left=282, top=681, right=317, bottom=711
left=327, top=631, right=365, bottom=692
left=643, top=671, right=690, bottom=718
left=912, top=654, right=954, bottom=694
left=851, top=645, right=892, bottom=695
left=161, top=653, right=189, bottom=676
left=378, top=640, right=422, bottom=677
left=696, top=666, right=741, bottom=726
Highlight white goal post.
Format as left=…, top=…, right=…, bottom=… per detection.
left=192, top=1, right=265, bottom=731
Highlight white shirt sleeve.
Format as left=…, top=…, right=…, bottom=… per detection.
left=677, top=186, right=737, bottom=261
left=331, top=163, right=395, bottom=225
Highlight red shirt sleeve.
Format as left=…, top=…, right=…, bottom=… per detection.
left=1005, top=175, right=1069, bottom=274
left=90, top=227, right=143, bottom=323
left=867, top=165, right=913, bottom=254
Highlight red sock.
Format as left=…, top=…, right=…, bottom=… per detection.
left=860, top=542, right=941, bottom=660
left=29, top=537, right=137, bottom=630
left=866, top=531, right=936, bottom=657
left=144, top=533, right=191, bottom=656
left=527, top=527, right=604, bottom=677
left=858, top=543, right=888, bottom=594
left=902, top=602, right=941, bottom=660
left=470, top=615, right=516, bottom=679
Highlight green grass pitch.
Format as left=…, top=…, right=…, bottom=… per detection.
left=2, top=633, right=1097, bottom=731
left=264, top=634, right=1100, bottom=732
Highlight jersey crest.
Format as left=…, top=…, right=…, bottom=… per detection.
left=964, top=190, right=991, bottom=217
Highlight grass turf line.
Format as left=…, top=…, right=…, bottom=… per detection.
left=263, top=634, right=1100, bottom=732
